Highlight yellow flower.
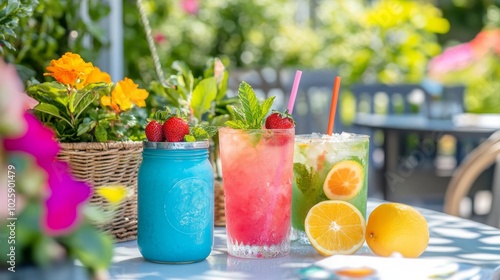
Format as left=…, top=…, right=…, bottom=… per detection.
left=101, top=78, right=149, bottom=112
left=81, top=66, right=112, bottom=88
left=44, top=52, right=94, bottom=87
left=100, top=95, right=120, bottom=112
left=95, top=185, right=128, bottom=205
left=117, top=78, right=149, bottom=107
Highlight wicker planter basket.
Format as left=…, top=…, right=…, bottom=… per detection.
left=214, top=179, right=225, bottom=226
left=57, top=142, right=143, bottom=242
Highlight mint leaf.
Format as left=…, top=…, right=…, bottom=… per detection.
left=294, top=163, right=313, bottom=194
left=186, top=125, right=219, bottom=141
left=202, top=126, right=218, bottom=138
left=238, top=81, right=261, bottom=125
left=225, top=81, right=275, bottom=129
left=260, top=96, right=275, bottom=121
left=225, top=120, right=246, bottom=129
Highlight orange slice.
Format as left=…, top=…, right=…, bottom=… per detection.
left=323, top=160, right=363, bottom=200
left=305, top=200, right=366, bottom=256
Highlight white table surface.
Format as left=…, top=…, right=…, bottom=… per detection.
left=109, top=200, right=500, bottom=279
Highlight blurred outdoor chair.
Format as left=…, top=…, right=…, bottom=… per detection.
left=352, top=84, right=427, bottom=116
left=350, top=84, right=491, bottom=206
left=444, top=130, right=500, bottom=228
left=351, top=84, right=428, bottom=199
left=351, top=83, right=428, bottom=171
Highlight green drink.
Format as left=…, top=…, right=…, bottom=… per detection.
left=291, top=133, right=369, bottom=242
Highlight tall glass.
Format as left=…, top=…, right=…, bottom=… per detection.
left=291, top=133, right=369, bottom=243
left=219, top=127, right=295, bottom=258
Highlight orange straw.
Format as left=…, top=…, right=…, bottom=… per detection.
left=327, top=76, right=342, bottom=135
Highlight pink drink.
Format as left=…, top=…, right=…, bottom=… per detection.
left=219, top=127, right=294, bottom=258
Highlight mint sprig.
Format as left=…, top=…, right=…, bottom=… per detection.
left=225, top=81, right=275, bottom=129
left=293, top=162, right=324, bottom=197
left=184, top=125, right=218, bottom=142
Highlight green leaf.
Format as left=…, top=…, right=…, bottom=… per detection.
left=186, top=125, right=218, bottom=141
left=209, top=114, right=229, bottom=126
left=15, top=64, right=36, bottom=83
left=71, top=83, right=107, bottom=114
left=0, top=39, right=14, bottom=51
left=191, top=77, right=217, bottom=120
left=260, top=96, right=276, bottom=121
left=227, top=105, right=245, bottom=121
left=200, top=125, right=218, bottom=138
left=33, top=236, right=62, bottom=267
left=238, top=81, right=261, bottom=125
left=27, top=82, right=69, bottom=113
left=225, top=82, right=275, bottom=129
left=95, top=123, right=108, bottom=142
left=5, top=0, right=21, bottom=16
left=83, top=205, right=112, bottom=225
left=225, top=120, right=246, bottom=129
left=2, top=27, right=16, bottom=38
left=74, top=92, right=98, bottom=120
left=77, top=118, right=96, bottom=136
left=184, top=134, right=196, bottom=142
left=172, top=60, right=194, bottom=95
left=34, top=103, right=73, bottom=128
left=293, top=163, right=313, bottom=194
left=62, top=224, right=114, bottom=270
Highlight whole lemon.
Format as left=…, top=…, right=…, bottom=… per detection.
left=365, top=203, right=429, bottom=258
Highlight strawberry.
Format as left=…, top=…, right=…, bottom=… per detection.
left=163, top=116, right=189, bottom=142
left=145, top=120, right=164, bottom=142
left=265, top=110, right=295, bottom=129
left=265, top=110, right=295, bottom=146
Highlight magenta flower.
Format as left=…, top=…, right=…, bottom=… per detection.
left=3, top=113, right=92, bottom=236
left=3, top=113, right=60, bottom=169
left=181, top=0, right=199, bottom=15
left=42, top=161, right=92, bottom=235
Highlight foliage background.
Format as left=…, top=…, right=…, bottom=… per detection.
left=2, top=0, right=499, bottom=113
left=1, top=0, right=109, bottom=83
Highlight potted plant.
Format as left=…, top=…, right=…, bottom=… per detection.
left=25, top=52, right=148, bottom=241
left=0, top=60, right=121, bottom=279
left=148, top=58, right=237, bottom=226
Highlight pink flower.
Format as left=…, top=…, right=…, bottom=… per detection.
left=3, top=113, right=92, bottom=236
left=427, top=43, right=475, bottom=77
left=0, top=60, right=38, bottom=138
left=154, top=33, right=167, bottom=44
left=181, top=0, right=199, bottom=15
left=3, top=113, right=60, bottom=167
left=42, top=161, right=92, bottom=235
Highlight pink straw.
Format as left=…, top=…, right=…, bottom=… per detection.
left=287, top=70, right=302, bottom=113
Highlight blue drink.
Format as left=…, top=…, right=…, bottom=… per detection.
left=137, top=141, right=214, bottom=263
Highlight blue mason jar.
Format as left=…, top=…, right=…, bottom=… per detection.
left=137, top=141, right=214, bottom=263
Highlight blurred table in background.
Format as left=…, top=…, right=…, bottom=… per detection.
left=354, top=114, right=498, bottom=221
